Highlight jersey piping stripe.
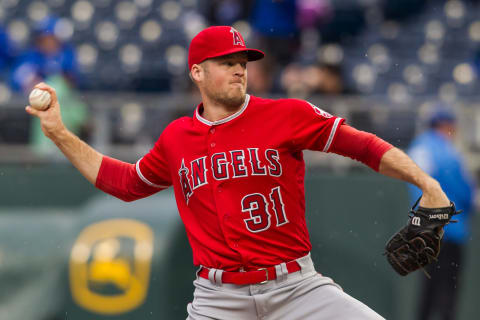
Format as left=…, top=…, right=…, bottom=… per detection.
left=322, top=118, right=342, bottom=152
left=135, top=158, right=169, bottom=188
left=195, top=94, right=250, bottom=126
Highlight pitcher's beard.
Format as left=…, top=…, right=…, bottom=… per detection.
left=207, top=87, right=246, bottom=111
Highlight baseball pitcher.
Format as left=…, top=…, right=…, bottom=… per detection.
left=26, top=26, right=457, bottom=320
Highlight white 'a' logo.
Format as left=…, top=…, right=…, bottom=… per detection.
left=411, top=217, right=421, bottom=226
left=230, top=27, right=244, bottom=46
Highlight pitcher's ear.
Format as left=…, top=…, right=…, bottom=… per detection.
left=190, top=64, right=204, bottom=82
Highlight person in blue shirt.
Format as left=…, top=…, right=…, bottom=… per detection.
left=0, top=25, right=13, bottom=75
left=10, top=16, right=78, bottom=93
left=249, top=0, right=299, bottom=66
left=407, top=105, right=476, bottom=320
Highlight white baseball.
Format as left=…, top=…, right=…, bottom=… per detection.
left=29, top=88, right=52, bottom=110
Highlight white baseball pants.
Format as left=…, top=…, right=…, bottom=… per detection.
left=186, top=253, right=385, bottom=320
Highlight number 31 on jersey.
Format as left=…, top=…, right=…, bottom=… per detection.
left=241, top=186, right=288, bottom=233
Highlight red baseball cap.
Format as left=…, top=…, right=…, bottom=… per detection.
left=188, top=26, right=264, bottom=70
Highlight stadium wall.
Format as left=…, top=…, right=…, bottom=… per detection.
left=0, top=165, right=479, bottom=320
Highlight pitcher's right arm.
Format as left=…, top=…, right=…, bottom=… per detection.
left=25, top=83, right=167, bottom=201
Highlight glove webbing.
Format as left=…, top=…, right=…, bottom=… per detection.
left=395, top=232, right=438, bottom=279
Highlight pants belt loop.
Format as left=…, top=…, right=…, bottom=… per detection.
left=280, top=262, right=288, bottom=280
left=275, top=262, right=288, bottom=282
left=214, top=269, right=224, bottom=285
left=297, top=252, right=314, bottom=275
left=208, top=268, right=218, bottom=285
left=274, top=264, right=282, bottom=282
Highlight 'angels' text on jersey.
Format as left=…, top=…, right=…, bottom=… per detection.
left=178, top=148, right=282, bottom=203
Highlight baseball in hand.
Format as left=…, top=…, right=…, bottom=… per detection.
left=29, top=88, right=52, bottom=110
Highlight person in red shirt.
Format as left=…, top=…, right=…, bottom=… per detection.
left=26, top=26, right=451, bottom=320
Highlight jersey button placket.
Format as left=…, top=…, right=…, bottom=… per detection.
left=207, top=125, right=226, bottom=245
left=208, top=127, right=216, bottom=148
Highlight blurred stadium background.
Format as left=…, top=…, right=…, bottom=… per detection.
left=1, top=0, right=480, bottom=319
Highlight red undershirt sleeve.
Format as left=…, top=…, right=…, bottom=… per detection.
left=328, top=124, right=394, bottom=171
left=95, top=156, right=165, bottom=202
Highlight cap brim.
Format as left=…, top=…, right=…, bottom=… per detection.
left=203, top=48, right=265, bottom=63
left=246, top=49, right=265, bottom=62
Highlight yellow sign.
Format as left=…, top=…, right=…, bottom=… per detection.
left=69, top=219, right=154, bottom=315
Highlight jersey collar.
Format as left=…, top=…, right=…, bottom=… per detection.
left=195, top=94, right=250, bottom=126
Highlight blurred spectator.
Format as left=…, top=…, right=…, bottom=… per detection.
left=304, top=63, right=345, bottom=95
left=296, top=0, right=333, bottom=30
left=407, top=104, right=476, bottom=320
left=280, top=62, right=348, bottom=97
left=280, top=62, right=307, bottom=97
left=316, top=4, right=365, bottom=43
left=251, top=0, right=297, bottom=38
left=0, top=26, right=23, bottom=144
left=208, top=0, right=253, bottom=26
left=247, top=56, right=274, bottom=95
left=6, top=16, right=88, bottom=156
left=0, top=25, right=14, bottom=77
left=250, top=0, right=300, bottom=65
left=473, top=47, right=480, bottom=78
left=10, top=16, right=79, bottom=93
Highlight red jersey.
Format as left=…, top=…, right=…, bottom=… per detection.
left=136, top=95, right=344, bottom=270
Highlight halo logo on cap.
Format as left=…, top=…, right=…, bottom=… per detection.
left=230, top=27, right=244, bottom=46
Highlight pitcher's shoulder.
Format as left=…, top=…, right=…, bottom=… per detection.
left=249, top=95, right=306, bottom=111
left=162, top=116, right=194, bottom=135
